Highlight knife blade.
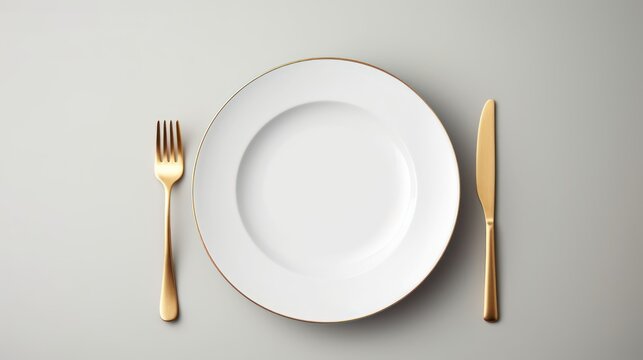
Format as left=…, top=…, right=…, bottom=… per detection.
left=476, top=99, right=498, bottom=322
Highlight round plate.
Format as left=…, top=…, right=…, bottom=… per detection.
left=193, top=58, right=459, bottom=322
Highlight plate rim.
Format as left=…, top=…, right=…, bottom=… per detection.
left=191, top=57, right=461, bottom=323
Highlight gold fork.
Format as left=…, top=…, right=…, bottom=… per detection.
left=154, top=120, right=184, bottom=321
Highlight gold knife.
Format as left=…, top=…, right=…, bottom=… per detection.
left=476, top=99, right=498, bottom=322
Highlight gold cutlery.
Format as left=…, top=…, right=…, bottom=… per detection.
left=154, top=120, right=184, bottom=321
left=476, top=100, right=498, bottom=322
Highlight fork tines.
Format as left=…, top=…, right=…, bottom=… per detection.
left=156, top=120, right=183, bottom=163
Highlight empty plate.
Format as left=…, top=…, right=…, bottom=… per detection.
left=192, top=58, right=459, bottom=322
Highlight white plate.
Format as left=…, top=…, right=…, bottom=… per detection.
left=193, top=58, right=459, bottom=322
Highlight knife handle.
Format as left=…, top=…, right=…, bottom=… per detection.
left=484, top=221, right=498, bottom=322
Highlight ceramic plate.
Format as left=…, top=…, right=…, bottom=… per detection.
left=193, top=58, right=459, bottom=322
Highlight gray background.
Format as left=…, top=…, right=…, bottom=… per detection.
left=1, top=0, right=642, bottom=358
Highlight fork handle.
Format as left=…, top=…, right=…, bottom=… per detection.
left=160, top=186, right=178, bottom=321
left=484, top=221, right=498, bottom=322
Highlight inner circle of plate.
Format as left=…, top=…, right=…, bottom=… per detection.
left=192, top=58, right=460, bottom=322
left=236, top=100, right=417, bottom=278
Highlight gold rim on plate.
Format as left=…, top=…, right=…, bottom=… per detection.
left=191, top=57, right=460, bottom=323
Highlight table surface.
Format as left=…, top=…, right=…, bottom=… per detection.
left=2, top=0, right=642, bottom=358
